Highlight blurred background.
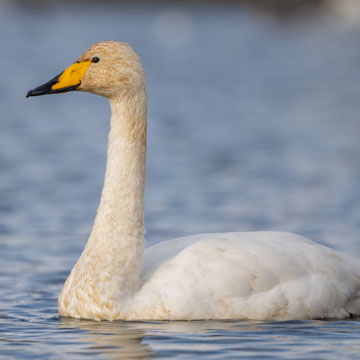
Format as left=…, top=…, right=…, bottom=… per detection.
left=1, top=1, right=360, bottom=359
left=1, top=0, right=360, bottom=285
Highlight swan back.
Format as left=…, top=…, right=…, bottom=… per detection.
left=138, top=232, right=360, bottom=320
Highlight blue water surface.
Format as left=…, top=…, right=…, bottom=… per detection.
left=1, top=2, right=360, bottom=359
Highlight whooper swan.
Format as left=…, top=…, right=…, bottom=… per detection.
left=27, top=41, right=360, bottom=321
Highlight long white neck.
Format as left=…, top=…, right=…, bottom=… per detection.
left=92, top=93, right=147, bottom=248
left=58, top=89, right=147, bottom=320
left=90, top=92, right=147, bottom=276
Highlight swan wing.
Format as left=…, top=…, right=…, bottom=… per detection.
left=133, top=232, right=360, bottom=320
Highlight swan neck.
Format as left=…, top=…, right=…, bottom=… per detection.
left=95, top=92, right=147, bottom=239
left=58, top=91, right=148, bottom=319
left=109, top=91, right=147, bottom=144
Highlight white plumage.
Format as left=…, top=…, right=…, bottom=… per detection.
left=27, top=41, right=360, bottom=321
left=137, top=231, right=360, bottom=320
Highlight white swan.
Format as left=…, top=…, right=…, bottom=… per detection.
left=27, top=41, right=360, bottom=321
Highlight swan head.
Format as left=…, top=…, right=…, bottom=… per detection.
left=26, top=41, right=146, bottom=99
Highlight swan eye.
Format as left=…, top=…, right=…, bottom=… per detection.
left=92, top=57, right=100, bottom=63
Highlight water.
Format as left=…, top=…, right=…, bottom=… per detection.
left=1, top=2, right=360, bottom=359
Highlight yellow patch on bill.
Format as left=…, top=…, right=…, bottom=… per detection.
left=53, top=60, right=91, bottom=90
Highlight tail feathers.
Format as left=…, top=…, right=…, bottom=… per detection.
left=344, top=289, right=360, bottom=316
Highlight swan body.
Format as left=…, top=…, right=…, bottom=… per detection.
left=138, top=232, right=360, bottom=320
left=27, top=41, right=360, bottom=321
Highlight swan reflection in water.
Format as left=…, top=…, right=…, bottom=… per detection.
left=58, top=318, right=265, bottom=359
left=58, top=317, right=360, bottom=359
left=59, top=318, right=153, bottom=359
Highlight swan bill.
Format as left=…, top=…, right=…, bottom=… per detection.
left=26, top=60, right=91, bottom=97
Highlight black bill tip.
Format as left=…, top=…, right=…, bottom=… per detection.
left=26, top=88, right=44, bottom=98
left=26, top=72, right=62, bottom=98
left=26, top=72, right=80, bottom=98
